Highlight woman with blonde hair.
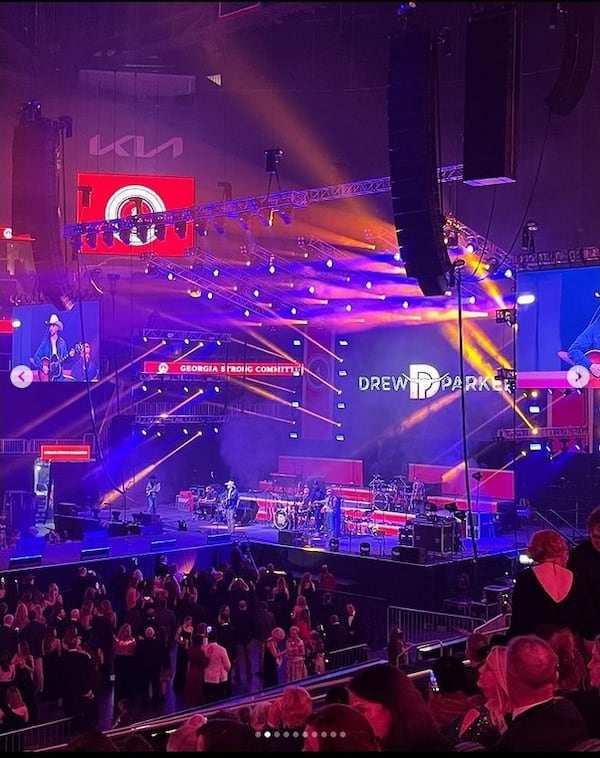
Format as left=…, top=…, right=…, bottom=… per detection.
left=507, top=528, right=592, bottom=641
left=452, top=645, right=511, bottom=748
left=285, top=625, right=307, bottom=683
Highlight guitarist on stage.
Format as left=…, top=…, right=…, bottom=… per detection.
left=146, top=474, right=161, bottom=515
left=567, top=318, right=600, bottom=378
left=32, top=313, right=71, bottom=381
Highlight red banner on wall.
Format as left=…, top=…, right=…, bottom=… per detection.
left=76, top=172, right=195, bottom=255
left=142, top=361, right=302, bottom=376
left=40, top=444, right=91, bottom=462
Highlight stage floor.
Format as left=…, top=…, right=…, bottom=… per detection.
left=0, top=495, right=536, bottom=573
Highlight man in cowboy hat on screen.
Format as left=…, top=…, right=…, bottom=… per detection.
left=223, top=479, right=239, bottom=534
left=32, top=313, right=70, bottom=381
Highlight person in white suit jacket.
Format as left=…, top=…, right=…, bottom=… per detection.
left=203, top=628, right=231, bottom=703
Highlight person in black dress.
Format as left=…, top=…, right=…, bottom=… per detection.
left=262, top=628, right=285, bottom=689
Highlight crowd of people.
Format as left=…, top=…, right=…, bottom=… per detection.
left=0, top=504, right=599, bottom=752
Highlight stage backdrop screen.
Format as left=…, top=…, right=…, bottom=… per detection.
left=11, top=300, right=101, bottom=383
left=516, top=266, right=600, bottom=390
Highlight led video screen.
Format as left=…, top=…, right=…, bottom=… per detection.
left=516, top=266, right=600, bottom=389
left=11, top=300, right=101, bottom=383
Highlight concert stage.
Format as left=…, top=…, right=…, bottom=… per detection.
left=0, top=495, right=526, bottom=615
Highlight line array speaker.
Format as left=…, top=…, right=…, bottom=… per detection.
left=11, top=111, right=71, bottom=310
left=463, top=7, right=521, bottom=185
left=387, top=29, right=451, bottom=297
left=545, top=3, right=595, bottom=116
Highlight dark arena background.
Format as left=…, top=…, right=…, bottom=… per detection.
left=0, top=0, right=599, bottom=720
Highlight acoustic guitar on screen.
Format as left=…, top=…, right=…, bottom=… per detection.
left=557, top=349, right=600, bottom=368
left=31, top=342, right=83, bottom=382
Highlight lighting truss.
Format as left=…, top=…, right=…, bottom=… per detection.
left=300, top=235, right=356, bottom=263
left=514, top=246, right=600, bottom=271
left=141, top=328, right=231, bottom=342
left=189, top=247, right=292, bottom=308
left=144, top=254, right=269, bottom=318
left=495, top=425, right=589, bottom=441
left=63, top=166, right=466, bottom=246
left=135, top=414, right=231, bottom=425
left=445, top=216, right=512, bottom=275
left=247, top=242, right=326, bottom=289
left=137, top=373, right=228, bottom=383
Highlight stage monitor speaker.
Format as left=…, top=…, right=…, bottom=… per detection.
left=277, top=529, right=302, bottom=546
left=9, top=554, right=43, bottom=569
left=108, top=522, right=129, bottom=538
left=80, top=546, right=110, bottom=560
left=150, top=538, right=177, bottom=551
left=206, top=533, right=233, bottom=545
left=393, top=546, right=427, bottom=564
left=413, top=521, right=454, bottom=554
left=236, top=500, right=258, bottom=526
left=387, top=29, right=452, bottom=297
left=463, top=7, right=520, bottom=185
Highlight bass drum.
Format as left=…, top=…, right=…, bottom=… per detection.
left=273, top=507, right=290, bottom=530
left=373, top=492, right=393, bottom=511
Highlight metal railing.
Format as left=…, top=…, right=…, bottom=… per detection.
left=387, top=605, right=484, bottom=662
left=326, top=643, right=369, bottom=671
left=0, top=716, right=74, bottom=753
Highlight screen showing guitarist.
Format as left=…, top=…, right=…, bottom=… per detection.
left=567, top=318, right=600, bottom=378
left=146, top=474, right=161, bottom=515
left=32, top=313, right=71, bottom=381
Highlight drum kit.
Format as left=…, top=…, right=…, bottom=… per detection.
left=368, top=474, right=424, bottom=512
left=272, top=501, right=315, bottom=531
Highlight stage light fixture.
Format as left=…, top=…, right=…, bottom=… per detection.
left=329, top=538, right=340, bottom=553
left=424, top=501, right=437, bottom=513
left=154, top=223, right=166, bottom=241
left=359, top=542, right=371, bottom=556
left=177, top=520, right=188, bottom=531
left=102, top=228, right=114, bottom=247
left=174, top=221, right=187, bottom=239
left=85, top=231, right=97, bottom=249
left=118, top=228, right=131, bottom=245
left=472, top=472, right=482, bottom=482
left=391, top=545, right=403, bottom=561
left=264, top=147, right=284, bottom=173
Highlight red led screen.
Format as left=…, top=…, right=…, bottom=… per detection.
left=76, top=173, right=195, bottom=256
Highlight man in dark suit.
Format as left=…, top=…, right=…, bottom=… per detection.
left=493, top=634, right=589, bottom=752
left=343, top=601, right=365, bottom=645
left=324, top=613, right=349, bottom=652
left=0, top=613, right=19, bottom=657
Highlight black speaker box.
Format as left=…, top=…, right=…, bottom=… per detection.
left=387, top=29, right=452, bottom=297
left=394, top=546, right=427, bottom=564
left=277, top=529, right=302, bottom=546
left=463, top=7, right=520, bottom=185
left=413, top=521, right=454, bottom=553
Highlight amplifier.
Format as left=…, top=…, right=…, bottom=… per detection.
left=176, top=492, right=194, bottom=511
left=413, top=521, right=454, bottom=554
